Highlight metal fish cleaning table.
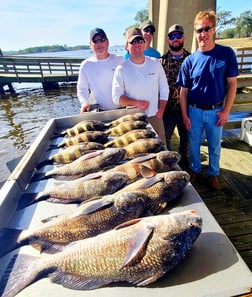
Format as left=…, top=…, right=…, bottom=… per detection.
left=0, top=108, right=251, bottom=297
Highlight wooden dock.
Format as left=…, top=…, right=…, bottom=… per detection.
left=172, top=125, right=252, bottom=272
left=0, top=56, right=83, bottom=93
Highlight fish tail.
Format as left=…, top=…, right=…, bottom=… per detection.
left=0, top=228, right=24, bottom=258
left=0, top=254, right=42, bottom=297
left=30, top=172, right=48, bottom=183
left=46, top=144, right=59, bottom=151
left=36, top=159, right=53, bottom=170
left=17, top=193, right=46, bottom=210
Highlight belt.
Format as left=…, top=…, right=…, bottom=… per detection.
left=189, top=102, right=223, bottom=110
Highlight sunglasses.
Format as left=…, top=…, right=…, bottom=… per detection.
left=93, top=37, right=107, bottom=44
left=168, top=33, right=183, bottom=40
left=195, top=26, right=213, bottom=34
left=129, top=38, right=145, bottom=45
left=143, top=27, right=154, bottom=35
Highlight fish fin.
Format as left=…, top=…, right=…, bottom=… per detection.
left=121, top=223, right=154, bottom=268
left=148, top=201, right=168, bottom=215
left=30, top=172, right=48, bottom=183
left=115, top=218, right=142, bottom=230
left=30, top=241, right=66, bottom=254
left=17, top=193, right=47, bottom=210
left=136, top=272, right=164, bottom=286
left=79, top=172, right=104, bottom=181
left=0, top=254, right=43, bottom=297
left=78, top=199, right=113, bottom=215
left=80, top=150, right=104, bottom=160
left=139, top=165, right=157, bottom=178
left=50, top=270, right=111, bottom=290
left=46, top=144, right=59, bottom=151
left=41, top=214, right=59, bottom=223
left=36, top=159, right=53, bottom=170
left=130, top=154, right=155, bottom=163
left=0, top=228, right=24, bottom=258
left=137, top=175, right=163, bottom=189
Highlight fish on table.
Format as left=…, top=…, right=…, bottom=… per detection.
left=107, top=151, right=181, bottom=183
left=115, top=170, right=190, bottom=214
left=18, top=171, right=129, bottom=209
left=0, top=191, right=149, bottom=257
left=107, top=112, right=148, bottom=127
left=37, top=142, right=104, bottom=169
left=0, top=210, right=202, bottom=297
left=52, top=120, right=107, bottom=138
left=123, top=138, right=165, bottom=159
left=30, top=147, right=126, bottom=182
left=104, top=128, right=156, bottom=148
left=48, top=131, right=108, bottom=150
left=106, top=120, right=148, bottom=136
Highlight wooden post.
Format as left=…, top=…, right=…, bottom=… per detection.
left=149, top=0, right=216, bottom=55
left=0, top=48, right=15, bottom=95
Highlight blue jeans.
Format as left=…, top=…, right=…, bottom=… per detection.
left=188, top=105, right=223, bottom=176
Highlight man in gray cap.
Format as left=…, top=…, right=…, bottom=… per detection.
left=112, top=27, right=169, bottom=144
left=77, top=27, right=124, bottom=113
left=161, top=24, right=191, bottom=169
left=124, top=20, right=160, bottom=59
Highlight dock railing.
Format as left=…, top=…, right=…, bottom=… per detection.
left=0, top=56, right=83, bottom=92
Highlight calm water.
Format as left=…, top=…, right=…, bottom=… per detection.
left=0, top=47, right=125, bottom=186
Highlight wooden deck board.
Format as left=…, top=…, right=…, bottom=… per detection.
left=171, top=130, right=252, bottom=270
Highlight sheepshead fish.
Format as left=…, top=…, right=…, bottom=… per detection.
left=0, top=191, right=149, bottom=257
left=104, top=129, right=156, bottom=148
left=52, top=120, right=106, bottom=138
left=18, top=171, right=129, bottom=209
left=106, top=120, right=148, bottom=136
left=123, top=138, right=165, bottom=159
left=30, top=148, right=126, bottom=182
left=37, top=142, right=104, bottom=169
left=107, top=151, right=181, bottom=183
left=0, top=210, right=202, bottom=296
left=48, top=131, right=108, bottom=150
left=115, top=170, right=190, bottom=214
left=106, top=112, right=148, bottom=127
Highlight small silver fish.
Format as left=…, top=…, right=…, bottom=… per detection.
left=18, top=171, right=129, bottom=209
left=30, top=148, right=126, bottom=182
left=0, top=210, right=202, bottom=296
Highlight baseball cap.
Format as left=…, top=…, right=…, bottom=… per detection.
left=90, top=28, right=107, bottom=42
left=140, top=20, right=156, bottom=32
left=168, top=24, right=184, bottom=36
left=126, top=27, right=144, bottom=43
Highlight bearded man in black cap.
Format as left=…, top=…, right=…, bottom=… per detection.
left=161, top=24, right=191, bottom=169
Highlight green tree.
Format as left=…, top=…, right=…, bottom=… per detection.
left=216, top=9, right=235, bottom=32
left=235, top=10, right=252, bottom=37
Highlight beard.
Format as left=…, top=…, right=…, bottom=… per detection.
left=169, top=43, right=184, bottom=52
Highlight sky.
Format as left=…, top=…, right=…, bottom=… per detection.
left=0, top=0, right=251, bottom=52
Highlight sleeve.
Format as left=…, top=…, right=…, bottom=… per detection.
left=176, top=58, right=190, bottom=88
left=77, top=61, right=90, bottom=106
left=158, top=61, right=169, bottom=100
left=112, top=65, right=125, bottom=105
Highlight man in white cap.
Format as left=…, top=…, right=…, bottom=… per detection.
left=77, top=27, right=124, bottom=113
left=112, top=27, right=169, bottom=144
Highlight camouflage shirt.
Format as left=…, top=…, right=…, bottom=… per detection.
left=161, top=49, right=191, bottom=114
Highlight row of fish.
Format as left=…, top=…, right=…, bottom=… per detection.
left=0, top=112, right=201, bottom=297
